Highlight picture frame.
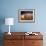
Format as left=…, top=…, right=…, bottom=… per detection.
left=18, top=9, right=35, bottom=23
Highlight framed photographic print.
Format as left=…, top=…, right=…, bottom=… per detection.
left=18, top=9, right=35, bottom=23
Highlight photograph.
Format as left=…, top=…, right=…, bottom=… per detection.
left=18, top=9, right=35, bottom=23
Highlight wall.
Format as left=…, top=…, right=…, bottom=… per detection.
left=0, top=0, right=46, bottom=32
